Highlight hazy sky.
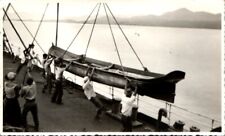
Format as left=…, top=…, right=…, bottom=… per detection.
left=1, top=0, right=223, bottom=18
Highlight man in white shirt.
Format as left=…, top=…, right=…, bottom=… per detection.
left=82, top=68, right=105, bottom=120
left=121, top=82, right=137, bottom=132
left=20, top=72, right=39, bottom=131
left=42, top=55, right=54, bottom=94
left=51, top=59, right=72, bottom=104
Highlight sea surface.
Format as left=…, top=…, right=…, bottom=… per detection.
left=4, top=21, right=221, bottom=131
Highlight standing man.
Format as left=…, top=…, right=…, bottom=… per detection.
left=3, top=72, right=22, bottom=127
left=20, top=72, right=39, bottom=131
left=51, top=59, right=72, bottom=104
left=42, top=55, right=54, bottom=94
left=41, top=53, right=48, bottom=78
left=121, top=82, right=137, bottom=132
left=82, top=68, right=105, bottom=120
left=16, top=43, right=34, bottom=74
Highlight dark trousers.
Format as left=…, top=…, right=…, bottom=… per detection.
left=4, top=98, right=22, bottom=127
left=16, top=60, right=28, bottom=74
left=121, top=114, right=132, bottom=132
left=51, top=79, right=63, bottom=104
left=90, top=97, right=104, bottom=117
left=16, top=60, right=29, bottom=84
left=22, top=100, right=39, bottom=131
left=43, top=73, right=52, bottom=93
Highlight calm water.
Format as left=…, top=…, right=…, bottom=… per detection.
left=4, top=21, right=221, bottom=131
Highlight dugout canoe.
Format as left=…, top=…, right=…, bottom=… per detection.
left=48, top=46, right=185, bottom=103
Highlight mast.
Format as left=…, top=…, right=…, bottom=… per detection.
left=55, top=3, right=59, bottom=47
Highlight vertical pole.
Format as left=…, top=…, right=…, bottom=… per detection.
left=55, top=3, right=59, bottom=47
left=111, top=86, right=114, bottom=99
left=136, top=94, right=139, bottom=107
left=54, top=3, right=59, bottom=74
left=168, top=104, right=172, bottom=125
left=211, top=119, right=214, bottom=130
left=165, top=102, right=168, bottom=110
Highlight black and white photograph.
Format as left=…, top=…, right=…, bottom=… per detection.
left=1, top=0, right=223, bottom=134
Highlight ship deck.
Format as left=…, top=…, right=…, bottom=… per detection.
left=3, top=52, right=158, bottom=132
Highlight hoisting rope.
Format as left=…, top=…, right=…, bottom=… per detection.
left=32, top=3, right=49, bottom=44
left=103, top=3, right=126, bottom=75
left=10, top=4, right=46, bottom=53
left=84, top=3, right=101, bottom=56
left=61, top=3, right=100, bottom=58
left=105, top=3, right=147, bottom=71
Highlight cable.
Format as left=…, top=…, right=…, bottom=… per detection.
left=103, top=3, right=126, bottom=76
left=105, top=3, right=146, bottom=71
left=61, top=3, right=99, bottom=58
left=84, top=3, right=101, bottom=55
left=32, top=3, right=49, bottom=44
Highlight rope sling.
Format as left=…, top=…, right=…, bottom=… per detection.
left=61, top=3, right=100, bottom=58
left=84, top=3, right=101, bottom=56
left=102, top=3, right=126, bottom=75
left=104, top=3, right=147, bottom=71
left=62, top=3, right=147, bottom=75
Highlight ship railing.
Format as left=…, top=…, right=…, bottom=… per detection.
left=64, top=72, right=221, bottom=132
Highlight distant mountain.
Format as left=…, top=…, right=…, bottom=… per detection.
left=6, top=8, right=221, bottom=29
left=90, top=8, right=221, bottom=29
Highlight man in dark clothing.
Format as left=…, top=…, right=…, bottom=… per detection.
left=3, top=72, right=22, bottom=127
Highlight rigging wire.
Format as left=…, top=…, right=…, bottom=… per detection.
left=103, top=3, right=126, bottom=75
left=84, top=3, right=101, bottom=56
left=3, top=3, right=11, bottom=21
left=32, top=3, right=49, bottom=44
left=105, top=3, right=147, bottom=71
left=61, top=3, right=100, bottom=58
left=10, top=4, right=46, bottom=53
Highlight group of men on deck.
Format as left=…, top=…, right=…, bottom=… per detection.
left=3, top=44, right=138, bottom=132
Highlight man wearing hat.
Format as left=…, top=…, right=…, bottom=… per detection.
left=3, top=72, right=22, bottom=127
left=82, top=68, right=105, bottom=119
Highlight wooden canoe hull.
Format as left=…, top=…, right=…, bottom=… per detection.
left=49, top=46, right=185, bottom=103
